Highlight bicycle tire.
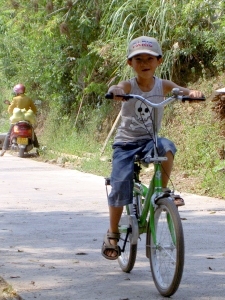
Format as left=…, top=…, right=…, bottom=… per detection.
left=118, top=205, right=138, bottom=273
left=148, top=197, right=184, bottom=297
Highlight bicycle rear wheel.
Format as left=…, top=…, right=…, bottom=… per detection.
left=118, top=204, right=138, bottom=273
left=148, top=197, right=184, bottom=297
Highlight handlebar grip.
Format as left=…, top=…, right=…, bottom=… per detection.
left=105, top=93, right=132, bottom=100
left=182, top=96, right=206, bottom=101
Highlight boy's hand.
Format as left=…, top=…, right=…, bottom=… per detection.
left=188, top=90, right=204, bottom=103
left=108, top=86, right=125, bottom=101
left=189, top=90, right=204, bottom=98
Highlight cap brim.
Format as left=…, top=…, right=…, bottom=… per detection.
left=127, top=50, right=160, bottom=59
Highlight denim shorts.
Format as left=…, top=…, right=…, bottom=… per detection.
left=107, top=138, right=177, bottom=207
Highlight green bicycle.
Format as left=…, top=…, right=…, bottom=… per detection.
left=105, top=88, right=205, bottom=297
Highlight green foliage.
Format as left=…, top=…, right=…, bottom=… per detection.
left=161, top=94, right=225, bottom=197
left=0, top=0, right=225, bottom=102
left=0, top=0, right=107, bottom=117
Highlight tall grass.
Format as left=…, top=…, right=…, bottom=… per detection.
left=161, top=81, right=225, bottom=198
left=39, top=102, right=114, bottom=176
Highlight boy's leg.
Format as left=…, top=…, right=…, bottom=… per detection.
left=102, top=142, right=142, bottom=260
left=142, top=137, right=176, bottom=188
left=161, top=150, right=185, bottom=206
left=161, top=151, right=174, bottom=188
left=139, top=138, right=184, bottom=207
left=109, top=205, right=123, bottom=233
left=104, top=143, right=174, bottom=259
left=151, top=137, right=176, bottom=188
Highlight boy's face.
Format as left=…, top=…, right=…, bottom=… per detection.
left=127, top=53, right=162, bottom=77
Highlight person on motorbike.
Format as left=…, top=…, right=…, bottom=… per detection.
left=0, top=83, right=39, bottom=156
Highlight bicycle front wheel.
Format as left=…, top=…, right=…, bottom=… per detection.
left=148, top=198, right=184, bottom=297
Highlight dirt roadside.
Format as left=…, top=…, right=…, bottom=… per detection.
left=0, top=277, right=22, bottom=300
left=1, top=153, right=225, bottom=300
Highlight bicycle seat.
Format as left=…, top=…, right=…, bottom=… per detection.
left=134, top=155, right=149, bottom=168
left=135, top=154, right=167, bottom=166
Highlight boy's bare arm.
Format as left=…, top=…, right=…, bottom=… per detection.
left=162, top=79, right=204, bottom=98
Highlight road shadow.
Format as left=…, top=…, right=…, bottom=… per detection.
left=0, top=207, right=225, bottom=299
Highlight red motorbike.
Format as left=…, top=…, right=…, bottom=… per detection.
left=9, top=120, right=36, bottom=157
left=4, top=100, right=37, bottom=158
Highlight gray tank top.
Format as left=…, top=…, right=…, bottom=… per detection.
left=114, top=76, right=164, bottom=143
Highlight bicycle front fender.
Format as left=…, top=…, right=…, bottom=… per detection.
left=129, top=215, right=139, bottom=245
left=119, top=214, right=139, bottom=245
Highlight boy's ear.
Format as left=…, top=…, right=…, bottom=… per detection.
left=127, top=59, right=132, bottom=66
left=158, top=57, right=163, bottom=65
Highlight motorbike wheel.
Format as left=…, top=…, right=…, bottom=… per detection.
left=18, top=147, right=25, bottom=158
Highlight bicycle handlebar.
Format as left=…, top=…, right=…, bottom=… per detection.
left=105, top=88, right=205, bottom=108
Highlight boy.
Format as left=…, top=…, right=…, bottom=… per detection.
left=101, top=36, right=204, bottom=260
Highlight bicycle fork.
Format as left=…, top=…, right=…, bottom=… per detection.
left=119, top=213, right=139, bottom=249
left=120, top=227, right=132, bottom=252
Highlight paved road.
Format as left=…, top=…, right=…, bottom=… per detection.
left=1, top=153, right=225, bottom=300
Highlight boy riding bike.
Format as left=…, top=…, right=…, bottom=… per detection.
left=102, top=36, right=204, bottom=260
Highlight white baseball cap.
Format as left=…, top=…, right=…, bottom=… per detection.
left=127, top=36, right=162, bottom=59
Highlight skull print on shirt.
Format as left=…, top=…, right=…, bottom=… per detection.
left=130, top=100, right=152, bottom=131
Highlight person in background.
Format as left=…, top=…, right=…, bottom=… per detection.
left=0, top=83, right=39, bottom=156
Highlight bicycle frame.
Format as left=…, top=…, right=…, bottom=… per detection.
left=131, top=102, right=174, bottom=245
left=133, top=160, right=166, bottom=239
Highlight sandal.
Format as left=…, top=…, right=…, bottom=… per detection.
left=171, top=194, right=185, bottom=207
left=162, top=188, right=185, bottom=207
left=101, top=231, right=121, bottom=260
